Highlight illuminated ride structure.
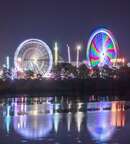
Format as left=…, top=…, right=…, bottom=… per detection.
left=87, top=28, right=118, bottom=68
left=14, top=39, right=53, bottom=77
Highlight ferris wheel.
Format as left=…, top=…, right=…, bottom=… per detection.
left=14, top=39, right=53, bottom=77
left=87, top=28, right=118, bottom=68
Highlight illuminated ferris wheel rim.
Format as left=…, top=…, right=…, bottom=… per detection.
left=14, top=38, right=53, bottom=77
left=87, top=28, right=118, bottom=67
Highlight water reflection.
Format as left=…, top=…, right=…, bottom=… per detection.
left=4, top=105, right=11, bottom=133
left=13, top=97, right=53, bottom=139
left=0, top=96, right=128, bottom=143
left=14, top=115, right=53, bottom=139
left=87, top=102, right=116, bottom=142
left=67, top=112, right=72, bottom=132
left=111, top=101, right=125, bottom=127
left=75, top=112, right=84, bottom=132
left=87, top=101, right=126, bottom=143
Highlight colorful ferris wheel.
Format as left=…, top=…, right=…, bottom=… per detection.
left=87, top=28, right=118, bottom=67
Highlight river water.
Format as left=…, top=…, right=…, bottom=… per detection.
left=0, top=95, right=129, bottom=144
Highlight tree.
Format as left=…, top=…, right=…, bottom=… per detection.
left=78, top=64, right=89, bottom=79
left=53, top=63, right=78, bottom=79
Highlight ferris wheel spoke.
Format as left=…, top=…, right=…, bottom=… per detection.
left=90, top=55, right=100, bottom=61
left=105, top=55, right=112, bottom=65
left=103, top=34, right=109, bottom=45
left=95, top=34, right=103, bottom=52
left=91, top=60, right=99, bottom=67
left=105, top=41, right=114, bottom=50
left=91, top=46, right=99, bottom=56
left=91, top=43, right=100, bottom=54
left=107, top=49, right=116, bottom=54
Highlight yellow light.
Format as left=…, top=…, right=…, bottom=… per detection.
left=54, top=42, right=58, bottom=65
left=32, top=110, right=38, bottom=115
left=111, top=58, right=125, bottom=63
left=33, top=57, right=37, bottom=64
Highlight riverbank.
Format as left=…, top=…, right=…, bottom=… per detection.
left=0, top=79, right=130, bottom=95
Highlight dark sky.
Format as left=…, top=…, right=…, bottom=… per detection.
left=0, top=0, right=130, bottom=64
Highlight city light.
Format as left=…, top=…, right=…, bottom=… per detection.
left=111, top=58, right=125, bottom=64
left=76, top=45, right=81, bottom=68
left=6, top=56, right=10, bottom=70
left=67, top=44, right=71, bottom=63
left=54, top=42, right=58, bottom=66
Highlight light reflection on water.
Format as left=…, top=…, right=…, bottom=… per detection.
left=0, top=96, right=129, bottom=144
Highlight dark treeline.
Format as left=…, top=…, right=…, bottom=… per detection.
left=1, top=63, right=130, bottom=94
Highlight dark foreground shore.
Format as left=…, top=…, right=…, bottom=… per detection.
left=0, top=79, right=130, bottom=95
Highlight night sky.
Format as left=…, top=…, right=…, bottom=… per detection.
left=0, top=0, right=130, bottom=65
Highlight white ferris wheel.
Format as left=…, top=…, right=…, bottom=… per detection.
left=14, top=39, right=53, bottom=77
